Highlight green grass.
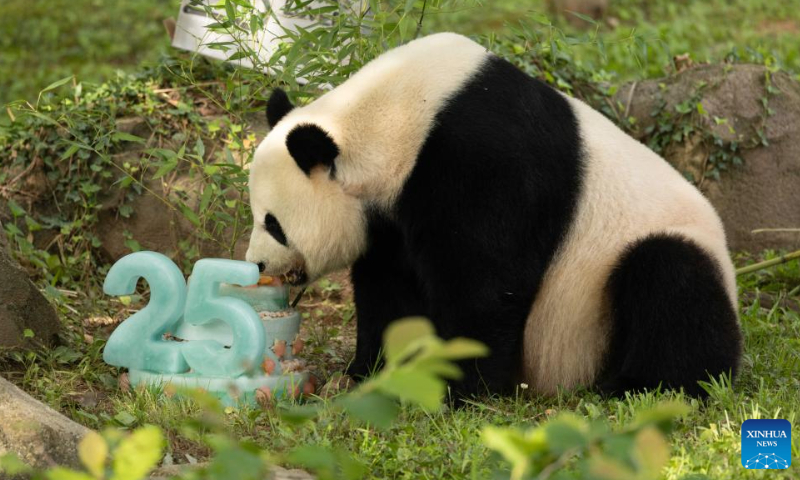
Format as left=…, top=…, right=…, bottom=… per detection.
left=0, top=0, right=173, bottom=107
left=429, top=0, right=800, bottom=80
left=3, top=0, right=799, bottom=110
left=2, top=255, right=799, bottom=479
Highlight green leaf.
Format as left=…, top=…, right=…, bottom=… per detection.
left=482, top=426, right=541, bottom=478
left=586, top=454, right=637, bottom=480
left=78, top=431, right=108, bottom=478
left=286, top=445, right=339, bottom=474
left=203, top=438, right=266, bottom=480
left=7, top=199, right=26, bottom=217
left=25, top=215, right=42, bottom=232
left=124, top=238, right=142, bottom=253
left=61, top=144, right=81, bottom=160
left=179, top=204, right=201, bottom=227
left=39, top=75, right=74, bottom=95
left=383, top=317, right=435, bottom=363
left=278, top=404, right=321, bottom=426
left=287, top=446, right=365, bottom=480
left=23, top=329, right=34, bottom=339
left=696, top=102, right=707, bottom=115
left=113, top=411, right=136, bottom=426
left=338, top=391, right=400, bottom=429
left=437, top=338, right=490, bottom=360
left=194, top=137, right=205, bottom=158
left=544, top=417, right=588, bottom=455
left=112, top=132, right=146, bottom=144
left=152, top=159, right=178, bottom=179
left=568, top=10, right=598, bottom=25
left=249, top=14, right=262, bottom=35
left=398, top=14, right=416, bottom=40
left=378, top=370, right=444, bottom=411
left=225, top=0, right=236, bottom=23
left=111, top=425, right=164, bottom=480
left=227, top=51, right=251, bottom=61
left=413, top=357, right=463, bottom=380
left=631, top=427, right=669, bottom=475
left=198, top=185, right=213, bottom=213
left=23, top=110, right=62, bottom=127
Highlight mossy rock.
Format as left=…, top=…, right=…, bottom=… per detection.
left=619, top=64, right=800, bottom=252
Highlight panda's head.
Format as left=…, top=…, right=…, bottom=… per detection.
left=245, top=89, right=367, bottom=285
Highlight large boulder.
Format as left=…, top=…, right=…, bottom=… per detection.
left=0, top=241, right=61, bottom=348
left=0, top=376, right=89, bottom=470
left=617, top=64, right=800, bottom=252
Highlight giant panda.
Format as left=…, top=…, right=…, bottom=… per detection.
left=245, top=32, right=743, bottom=398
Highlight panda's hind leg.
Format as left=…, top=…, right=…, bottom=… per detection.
left=597, top=234, right=742, bottom=398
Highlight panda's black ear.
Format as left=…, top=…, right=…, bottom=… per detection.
left=286, top=124, right=340, bottom=177
left=266, top=88, right=294, bottom=128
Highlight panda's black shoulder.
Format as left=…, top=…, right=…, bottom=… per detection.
left=399, top=52, right=584, bottom=219
left=446, top=54, right=580, bottom=141
left=392, top=52, right=584, bottom=304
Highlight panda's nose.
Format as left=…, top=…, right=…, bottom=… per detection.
left=257, top=262, right=266, bottom=273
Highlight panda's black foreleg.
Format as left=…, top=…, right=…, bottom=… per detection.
left=597, top=234, right=743, bottom=398
left=347, top=220, right=428, bottom=381
left=434, top=308, right=524, bottom=399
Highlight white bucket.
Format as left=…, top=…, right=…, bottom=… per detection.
left=171, top=0, right=367, bottom=73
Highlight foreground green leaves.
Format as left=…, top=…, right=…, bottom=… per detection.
left=484, top=404, right=690, bottom=480
left=0, top=318, right=698, bottom=480
left=368, top=317, right=488, bottom=411
left=18, top=426, right=167, bottom=480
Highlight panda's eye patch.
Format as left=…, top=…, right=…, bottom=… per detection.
left=264, top=213, right=287, bottom=246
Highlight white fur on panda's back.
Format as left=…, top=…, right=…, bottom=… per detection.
left=521, top=95, right=738, bottom=395
left=265, top=33, right=489, bottom=210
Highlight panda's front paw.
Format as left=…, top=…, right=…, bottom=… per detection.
left=345, top=356, right=383, bottom=382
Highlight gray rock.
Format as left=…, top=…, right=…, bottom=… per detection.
left=0, top=376, right=89, bottom=470
left=618, top=64, right=800, bottom=252
left=0, top=245, right=61, bottom=348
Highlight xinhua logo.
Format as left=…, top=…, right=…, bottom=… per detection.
left=741, top=419, right=792, bottom=469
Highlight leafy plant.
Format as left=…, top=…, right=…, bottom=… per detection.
left=484, top=403, right=690, bottom=480
left=1, top=318, right=695, bottom=480
left=0, top=317, right=487, bottom=480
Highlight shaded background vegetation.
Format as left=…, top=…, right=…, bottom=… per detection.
left=2, top=0, right=800, bottom=109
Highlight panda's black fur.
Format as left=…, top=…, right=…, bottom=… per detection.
left=257, top=34, right=742, bottom=399
left=351, top=56, right=584, bottom=394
